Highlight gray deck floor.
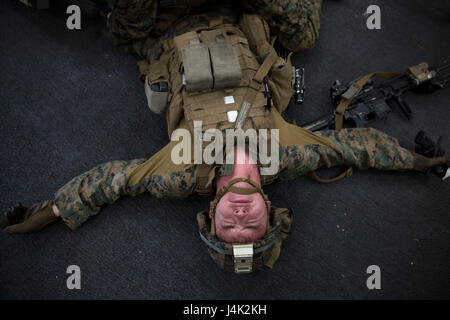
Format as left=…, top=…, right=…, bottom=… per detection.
left=0, top=0, right=449, bottom=299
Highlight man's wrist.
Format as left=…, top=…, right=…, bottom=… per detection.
left=52, top=204, right=61, bottom=217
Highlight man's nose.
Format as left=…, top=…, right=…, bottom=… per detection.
left=234, top=207, right=248, bottom=218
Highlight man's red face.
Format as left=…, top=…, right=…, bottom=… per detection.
left=212, top=183, right=270, bottom=243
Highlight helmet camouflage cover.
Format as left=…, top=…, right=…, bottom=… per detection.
left=197, top=205, right=293, bottom=273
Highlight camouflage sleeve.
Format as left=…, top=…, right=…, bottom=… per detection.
left=279, top=128, right=416, bottom=180
left=133, top=9, right=238, bottom=62
left=242, top=0, right=322, bottom=52
left=54, top=157, right=198, bottom=230
left=126, top=166, right=197, bottom=199
left=107, top=0, right=159, bottom=45
left=106, top=0, right=212, bottom=48
left=54, top=159, right=146, bottom=230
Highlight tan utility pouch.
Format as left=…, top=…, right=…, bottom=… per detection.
left=182, top=37, right=214, bottom=93
left=268, top=53, right=295, bottom=113
left=209, top=34, right=242, bottom=90
left=141, top=58, right=170, bottom=114
left=144, top=76, right=169, bottom=114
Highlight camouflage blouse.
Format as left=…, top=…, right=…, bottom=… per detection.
left=54, top=127, right=414, bottom=230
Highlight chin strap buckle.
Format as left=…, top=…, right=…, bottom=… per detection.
left=233, top=244, right=253, bottom=274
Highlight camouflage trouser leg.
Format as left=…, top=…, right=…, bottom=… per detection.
left=242, top=0, right=322, bottom=52
left=54, top=159, right=146, bottom=230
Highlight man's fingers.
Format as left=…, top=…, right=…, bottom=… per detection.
left=4, top=223, right=28, bottom=235
left=413, top=154, right=448, bottom=172
left=432, top=156, right=447, bottom=167
left=3, top=203, right=58, bottom=234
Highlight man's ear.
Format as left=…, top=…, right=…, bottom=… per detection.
left=266, top=200, right=271, bottom=215
left=209, top=201, right=214, bottom=218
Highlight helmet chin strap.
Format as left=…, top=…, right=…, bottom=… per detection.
left=209, top=175, right=269, bottom=236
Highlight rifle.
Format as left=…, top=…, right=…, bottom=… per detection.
left=302, top=62, right=450, bottom=131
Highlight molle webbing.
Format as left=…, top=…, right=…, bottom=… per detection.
left=166, top=25, right=274, bottom=134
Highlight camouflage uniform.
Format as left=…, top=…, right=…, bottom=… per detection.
left=54, top=127, right=417, bottom=230
left=104, top=0, right=323, bottom=61
left=49, top=0, right=427, bottom=230
left=241, top=0, right=322, bottom=52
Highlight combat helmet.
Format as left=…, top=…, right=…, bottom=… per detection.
left=196, top=176, right=293, bottom=273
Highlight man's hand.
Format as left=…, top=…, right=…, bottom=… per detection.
left=1, top=200, right=58, bottom=234
left=414, top=131, right=449, bottom=179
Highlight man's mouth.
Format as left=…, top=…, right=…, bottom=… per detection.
left=229, top=199, right=252, bottom=204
